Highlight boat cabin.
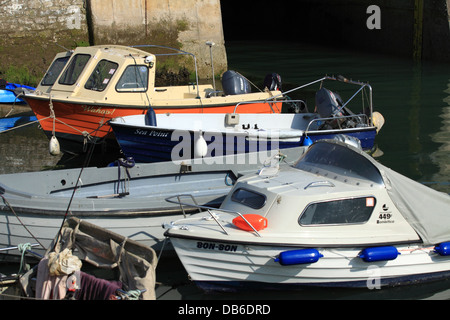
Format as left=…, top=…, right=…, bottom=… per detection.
left=218, top=141, right=421, bottom=246
left=32, top=45, right=281, bottom=111
left=36, top=51, right=73, bottom=94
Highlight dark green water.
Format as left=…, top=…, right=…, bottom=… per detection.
left=226, top=40, right=450, bottom=194
left=1, top=41, right=450, bottom=300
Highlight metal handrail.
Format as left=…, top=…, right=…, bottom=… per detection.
left=131, top=44, right=200, bottom=98
left=165, top=194, right=262, bottom=237
left=305, top=114, right=370, bottom=132
left=265, top=75, right=374, bottom=118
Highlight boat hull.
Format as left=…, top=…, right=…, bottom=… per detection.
left=306, top=128, right=376, bottom=151
left=0, top=211, right=181, bottom=260
left=24, top=96, right=280, bottom=154
left=169, top=237, right=450, bottom=292
left=0, top=90, right=22, bottom=103
left=0, top=169, right=231, bottom=259
left=0, top=83, right=35, bottom=103
left=112, top=123, right=377, bottom=163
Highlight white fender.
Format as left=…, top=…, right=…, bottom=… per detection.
left=49, top=136, right=61, bottom=156
left=193, top=131, right=208, bottom=158
left=372, top=111, right=385, bottom=133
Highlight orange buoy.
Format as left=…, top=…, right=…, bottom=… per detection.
left=232, top=214, right=268, bottom=232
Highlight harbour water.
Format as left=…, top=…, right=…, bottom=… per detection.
left=0, top=40, right=450, bottom=301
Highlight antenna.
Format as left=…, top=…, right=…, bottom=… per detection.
left=206, top=41, right=216, bottom=94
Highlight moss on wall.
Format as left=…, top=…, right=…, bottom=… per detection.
left=0, top=29, right=89, bottom=86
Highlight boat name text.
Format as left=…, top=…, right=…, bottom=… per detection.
left=134, top=129, right=169, bottom=138
left=82, top=105, right=116, bottom=115
left=197, top=241, right=238, bottom=252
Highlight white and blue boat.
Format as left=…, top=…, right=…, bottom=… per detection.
left=110, top=76, right=384, bottom=163
left=164, top=139, right=450, bottom=291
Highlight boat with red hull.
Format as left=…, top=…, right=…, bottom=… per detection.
left=23, top=45, right=283, bottom=154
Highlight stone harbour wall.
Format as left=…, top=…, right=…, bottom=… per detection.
left=0, top=0, right=227, bottom=83
left=88, top=0, right=227, bottom=78
left=0, top=0, right=89, bottom=81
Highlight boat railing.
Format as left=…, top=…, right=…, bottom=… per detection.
left=131, top=44, right=201, bottom=98
left=305, top=113, right=371, bottom=133
left=166, top=194, right=263, bottom=237
left=267, top=75, right=374, bottom=117
left=0, top=243, right=42, bottom=259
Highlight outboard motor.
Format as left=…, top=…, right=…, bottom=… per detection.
left=263, top=73, right=282, bottom=91
left=222, top=70, right=251, bottom=95
left=315, top=87, right=344, bottom=118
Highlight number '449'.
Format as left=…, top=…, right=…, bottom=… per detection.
left=379, top=213, right=392, bottom=220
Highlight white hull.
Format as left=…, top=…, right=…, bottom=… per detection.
left=0, top=211, right=185, bottom=259
left=170, top=237, right=450, bottom=291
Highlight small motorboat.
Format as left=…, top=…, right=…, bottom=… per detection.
left=0, top=147, right=305, bottom=260
left=164, top=139, right=450, bottom=292
left=21, top=45, right=283, bottom=154
left=110, top=76, right=384, bottom=163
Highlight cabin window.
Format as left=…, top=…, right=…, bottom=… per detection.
left=41, top=56, right=71, bottom=86
left=116, top=65, right=148, bottom=92
left=58, top=54, right=91, bottom=86
left=299, top=197, right=376, bottom=226
left=85, top=60, right=119, bottom=92
left=231, top=188, right=266, bottom=209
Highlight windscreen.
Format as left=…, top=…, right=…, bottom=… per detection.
left=294, top=141, right=384, bottom=186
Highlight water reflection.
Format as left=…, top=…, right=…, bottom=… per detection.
left=226, top=41, right=450, bottom=193
left=429, top=79, right=450, bottom=193
left=0, top=105, right=62, bottom=174
left=0, top=104, right=121, bottom=174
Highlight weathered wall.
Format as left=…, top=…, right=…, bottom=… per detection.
left=0, top=0, right=89, bottom=81
left=0, top=0, right=227, bottom=84
left=87, top=0, right=227, bottom=78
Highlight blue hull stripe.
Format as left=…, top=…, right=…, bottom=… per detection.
left=113, top=125, right=377, bottom=163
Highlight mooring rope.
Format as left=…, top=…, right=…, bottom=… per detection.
left=0, top=194, right=45, bottom=249
left=17, top=243, right=32, bottom=274
left=51, top=119, right=106, bottom=251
